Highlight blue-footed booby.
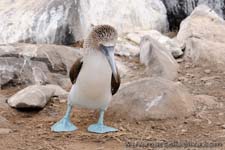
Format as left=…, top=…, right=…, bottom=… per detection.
left=51, top=25, right=120, bottom=134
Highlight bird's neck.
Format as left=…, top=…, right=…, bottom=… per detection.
left=83, top=48, right=101, bottom=56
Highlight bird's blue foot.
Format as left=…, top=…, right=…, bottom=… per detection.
left=88, top=123, right=118, bottom=134
left=51, top=117, right=78, bottom=132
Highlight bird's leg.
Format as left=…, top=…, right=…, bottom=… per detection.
left=51, top=104, right=78, bottom=132
left=88, top=109, right=118, bottom=134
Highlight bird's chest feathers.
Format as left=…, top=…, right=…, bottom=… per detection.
left=76, top=52, right=112, bottom=98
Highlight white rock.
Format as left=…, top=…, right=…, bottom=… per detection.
left=0, top=0, right=78, bottom=44
left=7, top=84, right=68, bottom=109
left=79, top=0, right=168, bottom=39
left=0, top=0, right=168, bottom=44
left=177, top=5, right=225, bottom=70
left=7, top=85, right=54, bottom=109
left=125, top=30, right=183, bottom=58
left=45, top=84, right=68, bottom=98
left=140, top=35, right=179, bottom=80
left=115, top=41, right=140, bottom=57
left=125, top=33, right=142, bottom=44
left=109, top=78, right=194, bottom=120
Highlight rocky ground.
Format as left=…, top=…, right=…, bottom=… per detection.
left=1, top=56, right=225, bottom=150
left=0, top=2, right=225, bottom=150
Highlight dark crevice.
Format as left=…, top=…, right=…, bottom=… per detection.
left=162, top=0, right=198, bottom=31
left=13, top=107, right=43, bottom=112
left=61, top=25, right=75, bottom=45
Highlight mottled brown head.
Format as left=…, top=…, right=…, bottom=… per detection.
left=84, top=25, right=119, bottom=83
left=84, top=25, right=118, bottom=49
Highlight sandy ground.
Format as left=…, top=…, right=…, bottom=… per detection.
left=1, top=56, right=225, bottom=150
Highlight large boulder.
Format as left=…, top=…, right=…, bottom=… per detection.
left=0, top=0, right=168, bottom=44
left=7, top=84, right=68, bottom=109
left=0, top=43, right=81, bottom=89
left=162, top=0, right=225, bottom=30
left=109, top=78, right=194, bottom=120
left=0, top=0, right=79, bottom=44
left=79, top=0, right=168, bottom=37
left=177, top=5, right=225, bottom=70
left=140, top=36, right=179, bottom=80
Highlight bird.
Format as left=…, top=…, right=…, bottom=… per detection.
left=51, top=25, right=121, bottom=134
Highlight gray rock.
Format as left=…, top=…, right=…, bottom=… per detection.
left=177, top=5, right=225, bottom=70
left=115, top=40, right=140, bottom=57
left=140, top=36, right=179, bottom=80
left=162, top=0, right=225, bottom=30
left=7, top=85, right=54, bottom=109
left=54, top=76, right=72, bottom=90
left=32, top=67, right=48, bottom=85
left=45, top=84, right=68, bottom=98
left=0, top=43, right=81, bottom=88
left=109, top=78, right=194, bottom=120
left=0, top=128, right=12, bottom=134
left=0, top=0, right=168, bottom=44
left=7, top=84, right=68, bottom=109
left=125, top=30, right=183, bottom=58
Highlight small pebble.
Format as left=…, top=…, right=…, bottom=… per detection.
left=186, top=73, right=195, bottom=78
left=184, top=63, right=191, bottom=68
left=59, top=99, right=67, bottom=103
left=219, top=113, right=224, bottom=116
left=0, top=128, right=12, bottom=134
left=221, top=125, right=225, bottom=129
left=178, top=77, right=188, bottom=82
left=176, top=59, right=184, bottom=63
left=119, top=126, right=126, bottom=131
left=204, top=69, right=211, bottom=74
left=205, top=82, right=213, bottom=86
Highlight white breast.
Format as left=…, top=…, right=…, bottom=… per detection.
left=68, top=51, right=112, bottom=110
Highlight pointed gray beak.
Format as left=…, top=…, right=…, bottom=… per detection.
left=100, top=45, right=119, bottom=83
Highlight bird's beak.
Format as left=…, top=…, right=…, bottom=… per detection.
left=100, top=45, right=119, bottom=83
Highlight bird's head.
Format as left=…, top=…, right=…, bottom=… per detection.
left=84, top=25, right=119, bottom=82
left=84, top=24, right=118, bottom=49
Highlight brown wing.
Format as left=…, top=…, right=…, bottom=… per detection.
left=111, top=66, right=120, bottom=95
left=69, top=58, right=83, bottom=84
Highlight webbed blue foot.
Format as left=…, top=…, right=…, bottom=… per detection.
left=87, top=109, right=118, bottom=134
left=88, top=123, right=118, bottom=133
left=51, top=117, right=77, bottom=132
left=51, top=104, right=77, bottom=132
